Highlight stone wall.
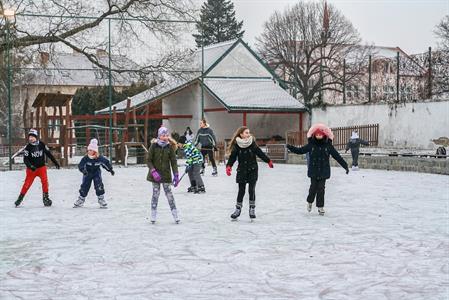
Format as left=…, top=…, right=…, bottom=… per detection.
left=287, top=153, right=449, bottom=175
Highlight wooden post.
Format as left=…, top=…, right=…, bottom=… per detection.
left=113, top=106, right=118, bottom=163
left=29, top=111, right=34, bottom=130
left=86, top=120, right=91, bottom=143
left=65, top=102, right=72, bottom=158
left=104, top=119, right=109, bottom=157
left=51, top=106, right=57, bottom=139
left=132, top=107, right=138, bottom=142
left=243, top=112, right=247, bottom=126
left=61, top=124, right=67, bottom=167
left=42, top=99, right=48, bottom=142
left=144, top=104, right=149, bottom=148
left=36, top=106, right=40, bottom=133
left=121, top=98, right=131, bottom=164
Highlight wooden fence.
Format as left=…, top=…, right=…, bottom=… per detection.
left=287, top=124, right=379, bottom=150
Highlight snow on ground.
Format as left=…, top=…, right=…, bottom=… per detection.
left=0, top=164, right=448, bottom=299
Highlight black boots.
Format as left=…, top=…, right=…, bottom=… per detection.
left=249, top=206, right=256, bottom=219
left=15, top=194, right=25, bottom=207
left=231, top=205, right=242, bottom=220
left=43, top=193, right=52, bottom=207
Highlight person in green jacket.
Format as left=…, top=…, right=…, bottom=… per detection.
left=147, top=127, right=180, bottom=224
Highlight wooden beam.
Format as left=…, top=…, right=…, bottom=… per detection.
left=144, top=104, right=149, bottom=148
left=243, top=112, right=247, bottom=126
left=65, top=102, right=72, bottom=159
left=204, top=107, right=227, bottom=112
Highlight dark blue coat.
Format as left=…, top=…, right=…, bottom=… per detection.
left=78, top=155, right=113, bottom=175
left=287, top=138, right=348, bottom=179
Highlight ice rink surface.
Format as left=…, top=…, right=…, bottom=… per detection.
left=1, top=164, right=448, bottom=299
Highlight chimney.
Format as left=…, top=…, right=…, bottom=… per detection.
left=96, top=49, right=108, bottom=57
left=40, top=51, right=49, bottom=66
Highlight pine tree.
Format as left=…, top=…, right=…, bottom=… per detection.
left=193, top=0, right=244, bottom=47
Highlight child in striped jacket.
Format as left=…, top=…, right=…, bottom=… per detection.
left=178, top=136, right=205, bottom=194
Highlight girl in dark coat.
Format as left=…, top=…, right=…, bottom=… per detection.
left=226, top=126, right=274, bottom=220
left=345, top=131, right=369, bottom=170
left=287, top=124, right=349, bottom=216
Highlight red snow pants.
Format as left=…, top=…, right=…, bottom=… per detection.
left=20, top=166, right=49, bottom=195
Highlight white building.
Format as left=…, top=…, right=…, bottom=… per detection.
left=97, top=39, right=306, bottom=143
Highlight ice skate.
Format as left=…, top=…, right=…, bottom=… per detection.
left=98, top=195, right=108, bottom=209
left=171, top=208, right=180, bottom=224
left=43, top=193, right=52, bottom=207
left=212, top=167, right=218, bottom=176
left=307, top=202, right=312, bottom=212
left=249, top=206, right=256, bottom=220
left=15, top=194, right=24, bottom=207
left=150, top=209, right=157, bottom=224
left=230, top=205, right=242, bottom=220
left=318, top=207, right=325, bottom=216
left=73, top=196, right=85, bottom=208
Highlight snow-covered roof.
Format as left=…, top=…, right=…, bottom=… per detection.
left=191, top=39, right=237, bottom=72
left=19, top=52, right=140, bottom=87
left=204, top=78, right=305, bottom=112
left=96, top=74, right=198, bottom=113
left=96, top=39, right=304, bottom=114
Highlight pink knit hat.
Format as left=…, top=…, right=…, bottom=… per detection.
left=87, top=138, right=99, bottom=153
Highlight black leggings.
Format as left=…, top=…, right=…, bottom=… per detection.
left=236, top=182, right=256, bottom=207
left=201, top=148, right=217, bottom=168
left=307, top=178, right=326, bottom=207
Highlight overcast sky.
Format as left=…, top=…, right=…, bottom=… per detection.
left=229, top=0, right=448, bottom=54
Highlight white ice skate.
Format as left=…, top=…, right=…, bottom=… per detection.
left=171, top=209, right=180, bottom=224
left=150, top=209, right=157, bottom=224
left=351, top=166, right=359, bottom=171
left=98, top=195, right=108, bottom=209
left=307, top=202, right=312, bottom=212
left=318, top=207, right=325, bottom=216
left=73, top=196, right=85, bottom=208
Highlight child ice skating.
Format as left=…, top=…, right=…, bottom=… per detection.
left=74, top=139, right=114, bottom=208
left=226, top=126, right=274, bottom=220
left=178, top=136, right=205, bottom=194
left=345, top=131, right=369, bottom=170
left=287, top=124, right=349, bottom=216
left=147, top=127, right=180, bottom=224
left=15, top=129, right=60, bottom=207
left=194, top=119, right=218, bottom=176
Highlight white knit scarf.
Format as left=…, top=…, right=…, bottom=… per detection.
left=236, top=136, right=254, bottom=148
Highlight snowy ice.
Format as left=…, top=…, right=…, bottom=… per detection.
left=0, top=164, right=448, bottom=299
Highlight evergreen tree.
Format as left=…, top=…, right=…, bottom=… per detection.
left=193, top=0, right=244, bottom=47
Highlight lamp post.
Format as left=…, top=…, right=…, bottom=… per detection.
left=3, top=9, right=15, bottom=170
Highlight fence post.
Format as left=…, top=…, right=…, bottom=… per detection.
left=428, top=46, right=432, bottom=99
left=396, top=51, right=400, bottom=102
left=342, top=59, right=346, bottom=104
left=368, top=55, right=372, bottom=102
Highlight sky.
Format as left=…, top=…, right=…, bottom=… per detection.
left=230, top=0, right=449, bottom=54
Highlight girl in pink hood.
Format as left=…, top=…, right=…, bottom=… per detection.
left=287, top=124, right=348, bottom=216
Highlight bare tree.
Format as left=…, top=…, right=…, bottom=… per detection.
left=435, top=15, right=449, bottom=52
left=433, top=15, right=449, bottom=97
left=257, top=1, right=370, bottom=110
left=0, top=0, right=196, bottom=75
left=0, top=0, right=196, bottom=138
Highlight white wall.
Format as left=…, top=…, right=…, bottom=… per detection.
left=311, top=100, right=449, bottom=149
left=161, top=83, right=304, bottom=142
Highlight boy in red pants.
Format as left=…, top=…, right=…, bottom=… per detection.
left=15, top=129, right=60, bottom=207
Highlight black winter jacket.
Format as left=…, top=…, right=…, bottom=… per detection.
left=227, top=141, right=271, bottom=183
left=23, top=141, right=59, bottom=169
left=287, top=137, right=348, bottom=179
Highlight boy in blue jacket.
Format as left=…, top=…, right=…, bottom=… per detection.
left=74, top=139, right=114, bottom=208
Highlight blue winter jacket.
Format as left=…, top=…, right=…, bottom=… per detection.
left=78, top=155, right=113, bottom=175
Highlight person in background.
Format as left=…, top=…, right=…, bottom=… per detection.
left=345, top=131, right=369, bottom=171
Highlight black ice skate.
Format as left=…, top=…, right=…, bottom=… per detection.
left=231, top=205, right=242, bottom=220
left=15, top=194, right=25, bottom=207
left=318, top=207, right=325, bottom=216
left=211, top=167, right=218, bottom=176
left=43, top=193, right=52, bottom=207
left=198, top=186, right=206, bottom=193
left=249, top=206, right=256, bottom=220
